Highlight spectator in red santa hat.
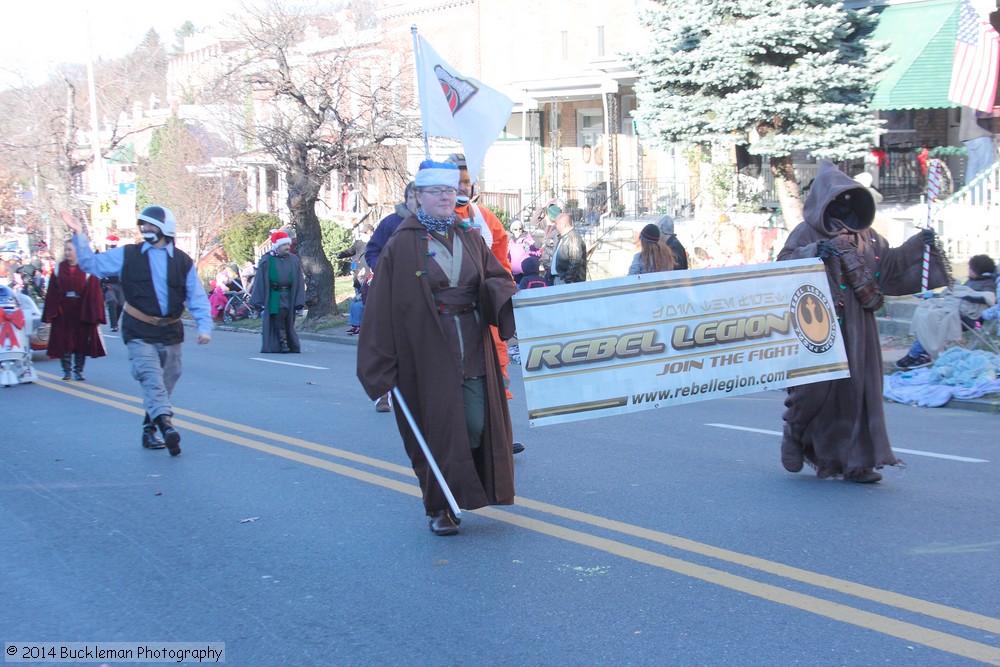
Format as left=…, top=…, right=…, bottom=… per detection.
left=249, top=230, right=305, bottom=353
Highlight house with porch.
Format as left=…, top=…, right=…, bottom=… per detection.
left=856, top=0, right=999, bottom=267
left=150, top=0, right=996, bottom=275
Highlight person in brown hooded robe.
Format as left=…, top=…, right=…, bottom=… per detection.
left=777, top=161, right=949, bottom=483
left=42, top=239, right=106, bottom=380
left=356, top=160, right=518, bottom=536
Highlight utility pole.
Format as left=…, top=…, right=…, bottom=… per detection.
left=85, top=8, right=104, bottom=197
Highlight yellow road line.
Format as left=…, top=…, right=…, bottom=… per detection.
left=475, top=508, right=1000, bottom=665
left=513, top=497, right=1000, bottom=636
left=36, top=372, right=413, bottom=476
left=35, top=376, right=1000, bottom=664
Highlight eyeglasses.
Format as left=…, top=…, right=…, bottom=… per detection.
left=422, top=187, right=457, bottom=197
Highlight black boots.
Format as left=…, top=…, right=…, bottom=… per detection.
left=141, top=414, right=166, bottom=450
left=72, top=352, right=85, bottom=381
left=154, top=414, right=181, bottom=456
left=61, top=353, right=85, bottom=380
left=276, top=326, right=290, bottom=353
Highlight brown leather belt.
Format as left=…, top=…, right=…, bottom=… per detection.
left=436, top=303, right=476, bottom=316
left=124, top=302, right=181, bottom=327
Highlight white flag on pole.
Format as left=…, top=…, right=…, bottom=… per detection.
left=415, top=33, right=513, bottom=180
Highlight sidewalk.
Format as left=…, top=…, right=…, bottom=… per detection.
left=880, top=333, right=1000, bottom=414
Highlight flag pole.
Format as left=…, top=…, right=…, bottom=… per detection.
left=411, top=25, right=432, bottom=161
left=392, top=387, right=462, bottom=520
left=922, top=159, right=944, bottom=294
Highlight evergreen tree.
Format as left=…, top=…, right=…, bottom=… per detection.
left=629, top=0, right=890, bottom=223
left=173, top=22, right=197, bottom=56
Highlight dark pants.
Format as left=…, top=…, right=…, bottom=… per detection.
left=462, top=377, right=486, bottom=450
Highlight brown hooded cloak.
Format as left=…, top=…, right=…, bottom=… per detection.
left=777, top=161, right=949, bottom=480
left=356, top=216, right=518, bottom=514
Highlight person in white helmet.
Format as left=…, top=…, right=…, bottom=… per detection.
left=62, top=207, right=213, bottom=457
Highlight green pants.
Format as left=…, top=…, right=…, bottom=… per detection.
left=462, top=377, right=486, bottom=449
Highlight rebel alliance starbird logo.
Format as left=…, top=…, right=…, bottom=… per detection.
left=434, top=64, right=479, bottom=115
left=789, top=284, right=837, bottom=354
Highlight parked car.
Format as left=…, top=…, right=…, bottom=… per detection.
left=30, top=315, right=50, bottom=351
left=18, top=290, right=49, bottom=352
left=0, top=240, right=23, bottom=260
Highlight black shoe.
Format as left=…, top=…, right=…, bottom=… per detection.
left=110, top=327, right=118, bottom=332
left=62, top=371, right=71, bottom=381
left=154, top=415, right=181, bottom=456
left=142, top=427, right=166, bottom=450
left=72, top=371, right=85, bottom=381
left=895, top=353, right=932, bottom=370
left=512, top=442, right=525, bottom=454
left=846, top=469, right=883, bottom=484
left=428, top=510, right=459, bottom=536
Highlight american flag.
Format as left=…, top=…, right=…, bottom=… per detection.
left=948, top=0, right=1000, bottom=112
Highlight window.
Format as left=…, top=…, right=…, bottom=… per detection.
left=578, top=108, right=605, bottom=184
left=597, top=26, right=605, bottom=57
left=881, top=110, right=916, bottom=133
left=620, top=95, right=636, bottom=134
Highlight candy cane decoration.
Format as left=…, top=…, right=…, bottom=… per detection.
left=922, top=159, right=945, bottom=293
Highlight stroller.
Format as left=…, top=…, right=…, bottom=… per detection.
left=222, top=284, right=260, bottom=324
left=0, top=284, right=38, bottom=386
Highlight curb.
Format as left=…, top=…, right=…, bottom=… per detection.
left=946, top=397, right=1000, bottom=413
left=183, top=318, right=359, bottom=347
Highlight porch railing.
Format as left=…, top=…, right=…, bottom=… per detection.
left=477, top=191, right=524, bottom=222
left=931, top=159, right=1000, bottom=262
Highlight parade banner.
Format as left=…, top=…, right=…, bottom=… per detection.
left=513, top=259, right=849, bottom=427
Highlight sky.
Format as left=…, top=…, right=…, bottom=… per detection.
left=0, top=1, right=247, bottom=87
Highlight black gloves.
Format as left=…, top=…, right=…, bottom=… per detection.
left=921, top=228, right=935, bottom=245
left=816, top=240, right=838, bottom=259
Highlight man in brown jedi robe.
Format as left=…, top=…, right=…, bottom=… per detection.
left=250, top=231, right=305, bottom=353
left=777, top=161, right=950, bottom=483
left=356, top=160, right=518, bottom=536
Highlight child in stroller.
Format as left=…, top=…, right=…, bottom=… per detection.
left=221, top=282, right=259, bottom=324
left=209, top=266, right=260, bottom=324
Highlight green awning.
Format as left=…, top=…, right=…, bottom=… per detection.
left=108, top=142, right=135, bottom=165
left=869, top=0, right=960, bottom=111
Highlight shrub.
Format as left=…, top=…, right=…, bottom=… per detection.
left=483, top=204, right=510, bottom=226
left=318, top=219, right=355, bottom=276
left=221, top=213, right=281, bottom=264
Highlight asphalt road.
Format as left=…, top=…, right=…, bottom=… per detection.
left=2, top=325, right=998, bottom=666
